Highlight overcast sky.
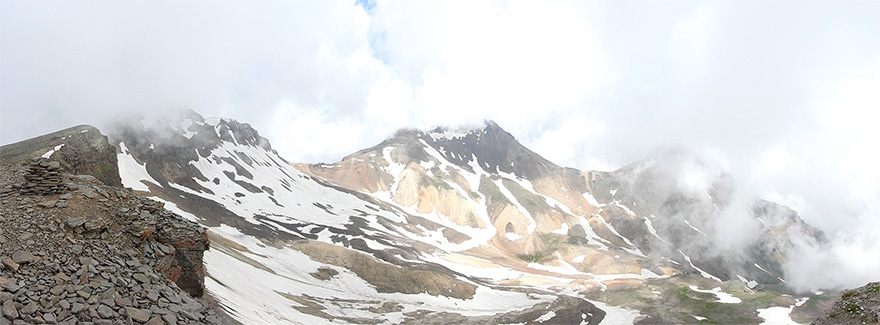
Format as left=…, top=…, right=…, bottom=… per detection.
left=2, top=1, right=879, bottom=282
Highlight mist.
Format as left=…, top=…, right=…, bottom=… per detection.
left=2, top=1, right=878, bottom=291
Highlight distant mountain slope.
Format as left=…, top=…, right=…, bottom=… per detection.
left=99, top=108, right=833, bottom=324
left=106, top=109, right=628, bottom=324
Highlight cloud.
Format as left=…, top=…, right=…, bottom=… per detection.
left=2, top=0, right=879, bottom=290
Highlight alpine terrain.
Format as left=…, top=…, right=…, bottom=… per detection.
left=1, top=107, right=864, bottom=324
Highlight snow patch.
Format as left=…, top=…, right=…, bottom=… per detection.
left=117, top=142, right=161, bottom=191
left=679, top=249, right=721, bottom=282
left=552, top=223, right=569, bottom=235
left=42, top=144, right=64, bottom=158
left=688, top=285, right=742, bottom=304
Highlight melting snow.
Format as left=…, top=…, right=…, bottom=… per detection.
left=644, top=217, right=669, bottom=244
left=757, top=297, right=808, bottom=325
left=495, top=179, right=537, bottom=234
left=684, top=219, right=710, bottom=238
left=552, top=223, right=569, bottom=235
left=535, top=311, right=556, bottom=322
left=583, top=192, right=604, bottom=207
left=688, top=285, right=742, bottom=303
left=117, top=142, right=161, bottom=191
left=42, top=144, right=64, bottom=158
left=679, top=249, right=721, bottom=282
left=504, top=232, right=524, bottom=241
left=754, top=263, right=774, bottom=275
left=180, top=119, right=196, bottom=139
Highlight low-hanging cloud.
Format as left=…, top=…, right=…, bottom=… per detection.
left=2, top=0, right=878, bottom=290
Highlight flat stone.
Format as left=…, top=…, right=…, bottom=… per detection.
left=2, top=300, right=18, bottom=319
left=49, top=285, right=64, bottom=295
left=38, top=200, right=57, bottom=208
left=146, top=290, right=159, bottom=302
left=70, top=302, right=84, bottom=314
left=42, top=312, right=56, bottom=323
left=125, top=307, right=152, bottom=323
left=59, top=193, right=73, bottom=200
left=11, top=251, right=36, bottom=264
left=64, top=218, right=85, bottom=228
left=161, top=313, right=177, bottom=325
left=19, top=302, right=38, bottom=315
left=0, top=235, right=6, bottom=244
left=0, top=279, right=19, bottom=292
left=97, top=304, right=115, bottom=318
left=144, top=316, right=164, bottom=325
left=1, top=259, right=18, bottom=272
left=132, top=273, right=149, bottom=283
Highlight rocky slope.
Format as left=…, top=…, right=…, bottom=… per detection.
left=813, top=282, right=880, bottom=325
left=0, top=125, right=121, bottom=187
left=1, top=135, right=223, bottom=323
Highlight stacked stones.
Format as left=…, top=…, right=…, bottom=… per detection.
left=17, top=158, right=65, bottom=196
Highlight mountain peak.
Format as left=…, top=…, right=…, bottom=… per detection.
left=414, top=120, right=557, bottom=180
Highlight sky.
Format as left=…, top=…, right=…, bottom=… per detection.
left=1, top=1, right=879, bottom=289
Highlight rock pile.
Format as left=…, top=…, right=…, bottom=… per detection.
left=1, top=163, right=226, bottom=324
left=7, top=158, right=66, bottom=196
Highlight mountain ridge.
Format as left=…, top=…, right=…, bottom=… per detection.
left=2, top=108, right=845, bottom=324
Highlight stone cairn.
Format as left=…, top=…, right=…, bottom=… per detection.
left=18, top=158, right=65, bottom=195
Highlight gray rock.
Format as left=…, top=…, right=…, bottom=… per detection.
left=125, top=307, right=152, bottom=323
left=49, top=285, right=64, bottom=295
left=132, top=274, right=149, bottom=283
left=59, top=193, right=72, bottom=200
left=37, top=200, right=57, bottom=208
left=42, top=312, right=56, bottom=324
left=0, top=279, right=19, bottom=292
left=144, top=316, right=164, bottom=325
left=2, top=259, right=19, bottom=272
left=64, top=218, right=85, bottom=228
left=19, top=302, right=37, bottom=315
left=146, top=290, right=159, bottom=302
left=2, top=300, right=18, bottom=319
left=11, top=251, right=36, bottom=264
left=96, top=304, right=115, bottom=318
left=161, top=313, right=177, bottom=325
left=70, top=302, right=84, bottom=314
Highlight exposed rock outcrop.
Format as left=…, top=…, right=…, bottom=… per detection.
left=813, top=282, right=880, bottom=325
left=0, top=125, right=121, bottom=187
left=1, top=158, right=219, bottom=324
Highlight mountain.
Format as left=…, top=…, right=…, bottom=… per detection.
left=0, top=132, right=221, bottom=324
left=2, top=107, right=844, bottom=324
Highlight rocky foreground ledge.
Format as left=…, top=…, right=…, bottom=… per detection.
left=1, top=159, right=226, bottom=324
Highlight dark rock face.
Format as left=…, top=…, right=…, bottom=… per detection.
left=813, top=282, right=880, bottom=325
left=415, top=120, right=562, bottom=180
left=107, top=108, right=277, bottom=194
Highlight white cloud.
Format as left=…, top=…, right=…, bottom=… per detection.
left=2, top=0, right=879, bottom=290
